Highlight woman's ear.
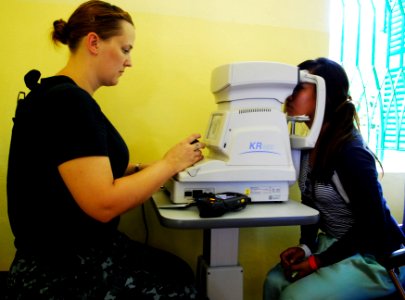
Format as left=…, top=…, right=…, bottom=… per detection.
left=86, top=32, right=100, bottom=55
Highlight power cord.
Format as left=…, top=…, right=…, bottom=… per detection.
left=141, top=203, right=149, bottom=245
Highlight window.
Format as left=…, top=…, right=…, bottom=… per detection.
left=329, top=0, right=405, bottom=171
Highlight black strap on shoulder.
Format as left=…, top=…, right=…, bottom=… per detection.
left=24, top=69, right=41, bottom=90
left=17, top=69, right=41, bottom=102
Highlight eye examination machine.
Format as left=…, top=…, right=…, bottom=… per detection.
left=165, top=61, right=325, bottom=203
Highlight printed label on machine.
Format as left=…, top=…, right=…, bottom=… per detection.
left=250, top=186, right=282, bottom=201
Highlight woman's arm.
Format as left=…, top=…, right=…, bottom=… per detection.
left=58, top=134, right=204, bottom=223
left=124, top=162, right=148, bottom=176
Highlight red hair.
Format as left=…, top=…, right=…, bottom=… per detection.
left=52, top=0, right=133, bottom=52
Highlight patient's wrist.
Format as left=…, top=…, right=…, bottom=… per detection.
left=297, top=244, right=312, bottom=258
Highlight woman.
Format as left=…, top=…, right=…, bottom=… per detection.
left=7, top=1, right=204, bottom=299
left=263, top=57, right=405, bottom=299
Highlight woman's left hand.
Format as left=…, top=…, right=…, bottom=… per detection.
left=286, top=256, right=320, bottom=282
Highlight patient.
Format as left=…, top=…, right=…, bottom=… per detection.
left=263, top=57, right=405, bottom=299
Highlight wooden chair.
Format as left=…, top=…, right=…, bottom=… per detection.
left=386, top=246, right=405, bottom=299
left=385, top=186, right=405, bottom=300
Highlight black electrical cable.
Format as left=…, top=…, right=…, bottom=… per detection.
left=141, top=203, right=149, bottom=245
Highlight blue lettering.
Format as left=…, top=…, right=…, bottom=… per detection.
left=249, top=141, right=263, bottom=150
left=241, top=141, right=278, bottom=155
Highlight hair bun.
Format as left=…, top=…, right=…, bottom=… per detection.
left=52, top=19, right=69, bottom=45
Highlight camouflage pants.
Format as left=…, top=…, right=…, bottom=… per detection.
left=6, top=233, right=199, bottom=299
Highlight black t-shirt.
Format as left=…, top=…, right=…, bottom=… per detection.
left=7, top=76, right=129, bottom=256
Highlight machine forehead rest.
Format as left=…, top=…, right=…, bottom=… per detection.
left=211, top=61, right=299, bottom=100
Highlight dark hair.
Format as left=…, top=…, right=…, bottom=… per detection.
left=52, top=0, right=133, bottom=52
left=300, top=58, right=361, bottom=180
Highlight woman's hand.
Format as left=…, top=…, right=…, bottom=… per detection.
left=280, top=247, right=305, bottom=271
left=280, top=247, right=316, bottom=281
left=163, top=133, right=205, bottom=174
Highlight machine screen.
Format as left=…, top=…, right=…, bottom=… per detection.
left=206, top=113, right=223, bottom=140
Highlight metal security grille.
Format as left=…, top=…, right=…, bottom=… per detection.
left=330, top=0, right=405, bottom=160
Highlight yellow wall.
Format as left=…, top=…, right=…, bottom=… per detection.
left=5, top=1, right=403, bottom=300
